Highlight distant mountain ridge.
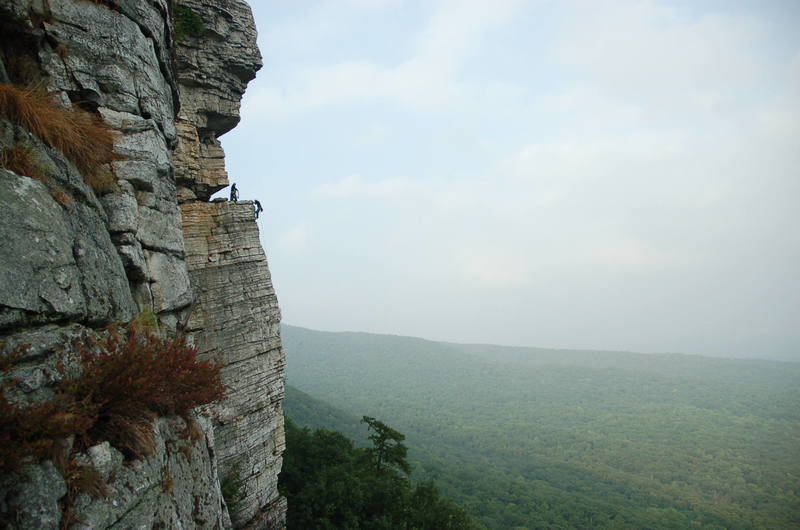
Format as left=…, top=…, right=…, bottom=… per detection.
left=284, top=385, right=367, bottom=443
left=282, top=324, right=800, bottom=529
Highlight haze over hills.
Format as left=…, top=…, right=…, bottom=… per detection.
left=231, top=2, right=800, bottom=366
left=282, top=324, right=800, bottom=529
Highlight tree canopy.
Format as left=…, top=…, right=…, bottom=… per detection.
left=279, top=417, right=480, bottom=529
left=362, top=415, right=411, bottom=474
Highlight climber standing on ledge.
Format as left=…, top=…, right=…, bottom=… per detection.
left=230, top=182, right=239, bottom=202
left=253, top=200, right=263, bottom=219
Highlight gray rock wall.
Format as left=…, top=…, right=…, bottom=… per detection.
left=182, top=201, right=286, bottom=528
left=172, top=3, right=286, bottom=525
left=0, top=0, right=191, bottom=322
left=0, top=0, right=285, bottom=527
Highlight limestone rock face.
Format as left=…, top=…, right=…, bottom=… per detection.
left=0, top=324, right=230, bottom=529
left=174, top=0, right=262, bottom=136
left=0, top=461, right=67, bottom=529
left=3, top=0, right=193, bottom=321
left=174, top=118, right=229, bottom=202
left=182, top=201, right=286, bottom=528
left=0, top=415, right=230, bottom=530
left=0, top=170, right=136, bottom=329
left=172, top=0, right=262, bottom=202
left=174, top=4, right=286, bottom=524
left=1, top=0, right=285, bottom=527
left=67, top=416, right=229, bottom=530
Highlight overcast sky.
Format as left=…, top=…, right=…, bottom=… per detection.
left=221, top=0, right=800, bottom=361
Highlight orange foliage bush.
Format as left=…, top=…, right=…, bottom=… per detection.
left=83, top=166, right=119, bottom=195
left=0, top=393, right=98, bottom=473
left=65, top=329, right=225, bottom=459
left=0, top=143, right=47, bottom=182
left=0, top=83, right=122, bottom=193
left=49, top=187, right=75, bottom=207
left=0, top=144, right=76, bottom=206
left=0, top=328, right=225, bottom=471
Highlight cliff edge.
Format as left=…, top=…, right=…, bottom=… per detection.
left=0, top=0, right=284, bottom=527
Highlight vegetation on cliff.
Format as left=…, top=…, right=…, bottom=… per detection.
left=1, top=326, right=224, bottom=473
left=0, top=83, right=120, bottom=196
left=171, top=2, right=206, bottom=41
left=280, top=416, right=480, bottom=529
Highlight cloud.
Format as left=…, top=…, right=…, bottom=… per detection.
left=310, top=104, right=797, bottom=285
left=348, top=0, right=403, bottom=7
left=554, top=0, right=769, bottom=115
left=584, top=239, right=691, bottom=270
left=244, top=0, right=525, bottom=115
left=278, top=223, right=311, bottom=254
left=457, top=251, right=531, bottom=288
left=313, top=174, right=431, bottom=199
left=243, top=58, right=460, bottom=117
left=236, top=0, right=800, bottom=358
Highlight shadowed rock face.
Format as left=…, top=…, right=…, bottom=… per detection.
left=0, top=0, right=285, bottom=527
left=0, top=169, right=136, bottom=329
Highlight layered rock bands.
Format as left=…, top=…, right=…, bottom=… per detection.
left=0, top=0, right=285, bottom=527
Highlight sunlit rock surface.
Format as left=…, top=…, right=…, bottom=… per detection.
left=183, top=201, right=286, bottom=528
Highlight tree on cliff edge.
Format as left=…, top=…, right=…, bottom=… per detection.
left=279, top=417, right=481, bottom=529
left=362, top=415, right=411, bottom=475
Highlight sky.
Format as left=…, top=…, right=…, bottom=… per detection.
left=221, top=0, right=800, bottom=361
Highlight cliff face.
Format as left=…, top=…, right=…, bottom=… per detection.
left=182, top=202, right=286, bottom=528
left=0, top=0, right=284, bottom=528
left=175, top=2, right=286, bottom=525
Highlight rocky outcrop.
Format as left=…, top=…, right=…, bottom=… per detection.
left=0, top=169, right=136, bottom=329
left=3, top=0, right=193, bottom=322
left=174, top=119, right=229, bottom=203
left=182, top=201, right=285, bottom=528
left=0, top=322, right=230, bottom=529
left=1, top=416, right=230, bottom=529
left=173, top=0, right=260, bottom=136
left=0, top=0, right=285, bottom=527
left=173, top=0, right=261, bottom=203
left=173, top=2, right=286, bottom=525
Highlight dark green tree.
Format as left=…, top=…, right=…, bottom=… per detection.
left=279, top=416, right=481, bottom=529
left=362, top=415, right=411, bottom=474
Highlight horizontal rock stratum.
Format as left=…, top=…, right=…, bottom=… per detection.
left=0, top=0, right=285, bottom=528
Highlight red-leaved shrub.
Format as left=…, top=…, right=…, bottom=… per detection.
left=64, top=329, right=225, bottom=458
left=0, top=393, right=98, bottom=473
left=0, top=328, right=225, bottom=471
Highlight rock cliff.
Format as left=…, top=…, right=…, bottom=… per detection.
left=0, top=0, right=285, bottom=528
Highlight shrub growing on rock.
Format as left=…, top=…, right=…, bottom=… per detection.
left=0, top=143, right=47, bottom=183
left=172, top=2, right=206, bottom=41
left=221, top=461, right=246, bottom=516
left=0, top=142, right=75, bottom=206
left=64, top=328, right=226, bottom=459
left=0, top=83, right=121, bottom=194
left=0, top=327, right=225, bottom=471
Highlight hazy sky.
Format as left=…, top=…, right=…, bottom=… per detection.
left=222, top=0, right=800, bottom=361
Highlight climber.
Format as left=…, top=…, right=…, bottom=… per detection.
left=230, top=182, right=239, bottom=202
left=253, top=199, right=263, bottom=219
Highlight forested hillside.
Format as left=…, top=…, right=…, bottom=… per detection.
left=279, top=414, right=480, bottom=529
left=285, top=385, right=368, bottom=442
left=283, top=325, right=800, bottom=529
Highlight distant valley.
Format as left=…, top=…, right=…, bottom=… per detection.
left=282, top=324, right=800, bottom=529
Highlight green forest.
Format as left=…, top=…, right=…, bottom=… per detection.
left=280, top=415, right=479, bottom=529
left=282, top=325, right=800, bottom=529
